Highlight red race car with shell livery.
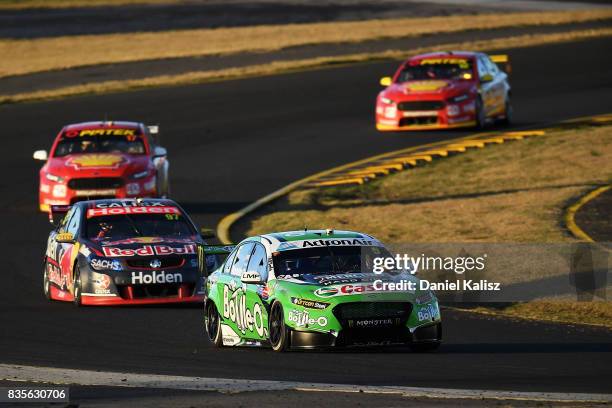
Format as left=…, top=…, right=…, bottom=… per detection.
left=34, top=121, right=169, bottom=212
left=376, top=51, right=512, bottom=131
left=43, top=198, right=222, bottom=306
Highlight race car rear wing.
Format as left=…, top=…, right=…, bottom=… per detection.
left=490, top=54, right=511, bottom=75
left=49, top=205, right=71, bottom=225
left=202, top=245, right=236, bottom=255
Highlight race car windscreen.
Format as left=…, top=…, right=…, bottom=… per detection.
left=273, top=246, right=393, bottom=277
left=53, top=133, right=146, bottom=157
left=397, top=58, right=474, bottom=82
left=85, top=212, right=196, bottom=241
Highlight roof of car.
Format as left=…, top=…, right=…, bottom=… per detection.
left=253, top=229, right=383, bottom=251
left=261, top=229, right=370, bottom=241
left=77, top=198, right=178, bottom=208
left=62, top=121, right=143, bottom=132
left=409, top=51, right=478, bottom=60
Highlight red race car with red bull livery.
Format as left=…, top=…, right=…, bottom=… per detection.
left=33, top=121, right=169, bottom=212
left=43, top=198, right=221, bottom=306
left=375, top=51, right=512, bottom=131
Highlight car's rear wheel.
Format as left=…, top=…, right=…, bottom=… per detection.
left=269, top=302, right=290, bottom=352
left=500, top=96, right=513, bottom=126
left=475, top=97, right=486, bottom=130
left=43, top=261, right=51, bottom=301
left=205, top=301, right=223, bottom=347
left=73, top=266, right=82, bottom=307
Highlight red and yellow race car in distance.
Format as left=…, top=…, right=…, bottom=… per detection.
left=375, top=51, right=512, bottom=131
left=33, top=121, right=170, bottom=212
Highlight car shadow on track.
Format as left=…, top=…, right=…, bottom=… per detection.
left=263, top=342, right=612, bottom=354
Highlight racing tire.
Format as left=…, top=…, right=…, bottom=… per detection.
left=204, top=301, right=223, bottom=347
left=269, top=302, right=290, bottom=352
left=475, top=97, right=486, bottom=130
left=500, top=97, right=513, bottom=126
left=43, top=261, right=51, bottom=301
left=410, top=342, right=440, bottom=353
left=73, top=265, right=82, bottom=307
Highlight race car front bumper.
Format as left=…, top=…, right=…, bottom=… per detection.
left=80, top=293, right=203, bottom=306
left=375, top=99, right=476, bottom=131
left=39, top=175, right=158, bottom=212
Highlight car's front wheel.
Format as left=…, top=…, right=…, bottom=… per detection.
left=205, top=301, right=223, bottom=347
left=500, top=96, right=513, bottom=126
left=43, top=261, right=51, bottom=301
left=269, top=302, right=290, bottom=352
left=73, top=266, right=82, bottom=307
left=475, top=97, right=487, bottom=130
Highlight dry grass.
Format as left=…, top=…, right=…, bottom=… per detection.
left=1, top=10, right=611, bottom=78
left=0, top=0, right=177, bottom=8
left=471, top=300, right=612, bottom=327
left=2, top=28, right=611, bottom=104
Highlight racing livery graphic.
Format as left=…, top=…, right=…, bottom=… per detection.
left=33, top=121, right=170, bottom=212
left=42, top=198, right=219, bottom=306
left=375, top=51, right=512, bottom=131
left=204, top=230, right=442, bottom=351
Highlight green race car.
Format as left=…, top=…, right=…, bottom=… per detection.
left=203, top=229, right=441, bottom=351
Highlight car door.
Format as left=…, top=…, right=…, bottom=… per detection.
left=477, top=54, right=496, bottom=117
left=46, top=207, right=75, bottom=292
left=61, top=205, right=82, bottom=293
left=219, top=242, right=256, bottom=340
left=240, top=243, right=270, bottom=341
left=49, top=206, right=81, bottom=293
left=483, top=55, right=506, bottom=116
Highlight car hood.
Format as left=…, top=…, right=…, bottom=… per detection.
left=46, top=153, right=149, bottom=178
left=382, top=79, right=474, bottom=100
left=273, top=272, right=422, bottom=301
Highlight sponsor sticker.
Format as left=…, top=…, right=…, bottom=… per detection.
left=131, top=271, right=182, bottom=284
left=349, top=318, right=397, bottom=328
left=287, top=309, right=328, bottom=328
left=302, top=238, right=378, bottom=248
left=75, top=189, right=116, bottom=197
left=314, top=283, right=379, bottom=298
left=87, top=206, right=180, bottom=218
left=222, top=284, right=266, bottom=337
left=64, top=129, right=137, bottom=137
left=417, top=304, right=439, bottom=321
left=291, top=297, right=329, bottom=310
left=102, top=244, right=196, bottom=257
left=66, top=154, right=125, bottom=169
left=417, top=58, right=470, bottom=69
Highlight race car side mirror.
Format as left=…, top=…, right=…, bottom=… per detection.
left=200, top=228, right=216, bottom=239
left=56, top=232, right=75, bottom=243
left=379, top=77, right=392, bottom=87
left=241, top=271, right=263, bottom=284
left=153, top=146, right=167, bottom=158
left=481, top=74, right=494, bottom=83
left=33, top=150, right=48, bottom=161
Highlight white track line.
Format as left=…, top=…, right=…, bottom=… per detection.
left=1, top=364, right=611, bottom=403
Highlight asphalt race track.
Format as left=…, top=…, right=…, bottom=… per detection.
left=0, top=38, right=610, bottom=393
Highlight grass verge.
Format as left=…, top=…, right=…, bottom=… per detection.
left=467, top=301, right=612, bottom=328
left=0, top=0, right=177, bottom=8
left=244, top=125, right=612, bottom=327
left=2, top=28, right=611, bottom=104
left=1, top=10, right=611, bottom=78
